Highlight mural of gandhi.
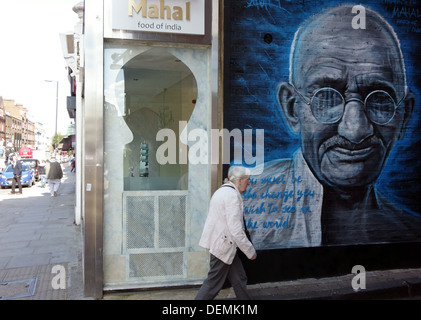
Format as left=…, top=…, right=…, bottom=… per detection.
left=244, top=4, right=421, bottom=248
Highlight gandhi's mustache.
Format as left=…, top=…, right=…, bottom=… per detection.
left=319, top=135, right=382, bottom=154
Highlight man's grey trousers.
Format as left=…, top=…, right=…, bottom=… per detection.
left=195, top=253, right=251, bottom=300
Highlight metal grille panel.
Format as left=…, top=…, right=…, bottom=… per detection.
left=159, top=196, right=186, bottom=248
left=126, top=196, right=155, bottom=249
left=129, top=253, right=184, bottom=278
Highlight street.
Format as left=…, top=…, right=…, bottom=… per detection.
left=0, top=164, right=84, bottom=300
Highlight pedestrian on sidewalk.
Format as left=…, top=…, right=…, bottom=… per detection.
left=46, top=155, right=63, bottom=196
left=39, top=160, right=47, bottom=187
left=70, top=156, right=76, bottom=172
left=195, top=165, right=257, bottom=300
left=9, top=155, right=22, bottom=195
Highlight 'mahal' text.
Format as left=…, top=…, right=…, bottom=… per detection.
left=128, top=0, right=191, bottom=20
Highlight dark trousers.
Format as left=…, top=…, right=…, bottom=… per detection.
left=195, top=253, right=251, bottom=300
left=11, top=175, right=22, bottom=193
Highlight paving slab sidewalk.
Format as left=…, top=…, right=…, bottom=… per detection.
left=0, top=165, right=84, bottom=300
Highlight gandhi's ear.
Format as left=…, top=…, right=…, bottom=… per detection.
left=398, top=91, right=415, bottom=140
left=277, top=82, right=300, bottom=134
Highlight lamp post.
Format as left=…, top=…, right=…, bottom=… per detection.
left=45, top=80, right=59, bottom=155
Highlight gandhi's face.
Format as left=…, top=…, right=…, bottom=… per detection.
left=292, top=23, right=409, bottom=188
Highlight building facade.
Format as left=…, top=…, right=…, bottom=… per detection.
left=4, top=100, right=23, bottom=152
left=78, top=0, right=421, bottom=298
left=34, top=122, right=50, bottom=155
left=0, top=97, right=5, bottom=163
left=21, top=108, right=35, bottom=149
left=3, top=99, right=37, bottom=152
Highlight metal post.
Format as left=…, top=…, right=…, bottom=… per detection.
left=83, top=0, right=104, bottom=299
left=54, top=81, right=58, bottom=154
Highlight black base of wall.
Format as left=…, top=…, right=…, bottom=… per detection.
left=240, top=242, right=421, bottom=284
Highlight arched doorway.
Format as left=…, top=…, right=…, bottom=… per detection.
left=121, top=47, right=197, bottom=190
left=103, top=44, right=211, bottom=288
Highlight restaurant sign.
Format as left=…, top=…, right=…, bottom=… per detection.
left=112, top=0, right=205, bottom=35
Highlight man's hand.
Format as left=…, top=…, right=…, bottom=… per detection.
left=250, top=253, right=257, bottom=260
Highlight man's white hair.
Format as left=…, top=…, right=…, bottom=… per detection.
left=225, top=165, right=251, bottom=183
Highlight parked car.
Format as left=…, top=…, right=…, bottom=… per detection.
left=18, top=158, right=40, bottom=181
left=0, top=164, right=35, bottom=188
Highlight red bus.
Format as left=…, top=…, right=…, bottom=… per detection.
left=19, top=147, right=33, bottom=158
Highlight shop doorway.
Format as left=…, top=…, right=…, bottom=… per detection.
left=103, top=44, right=211, bottom=288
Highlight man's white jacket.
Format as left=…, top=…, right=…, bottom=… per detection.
left=199, top=181, right=256, bottom=265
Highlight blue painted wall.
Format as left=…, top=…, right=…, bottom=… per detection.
left=224, top=0, right=421, bottom=248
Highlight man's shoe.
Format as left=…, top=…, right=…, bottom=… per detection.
left=8, top=192, right=14, bottom=195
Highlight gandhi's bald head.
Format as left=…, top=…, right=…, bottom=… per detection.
left=289, top=5, right=407, bottom=97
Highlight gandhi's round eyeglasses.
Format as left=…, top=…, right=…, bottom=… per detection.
left=291, top=85, right=407, bottom=125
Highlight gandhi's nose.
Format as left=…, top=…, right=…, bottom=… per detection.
left=337, top=99, right=374, bottom=144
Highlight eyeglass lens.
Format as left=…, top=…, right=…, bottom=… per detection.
left=311, top=88, right=396, bottom=125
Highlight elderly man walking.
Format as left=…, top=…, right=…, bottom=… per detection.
left=195, top=165, right=257, bottom=300
left=46, top=155, right=63, bottom=197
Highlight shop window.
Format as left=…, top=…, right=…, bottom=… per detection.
left=110, top=47, right=197, bottom=191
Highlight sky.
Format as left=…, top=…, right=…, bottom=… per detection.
left=0, top=0, right=80, bottom=138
